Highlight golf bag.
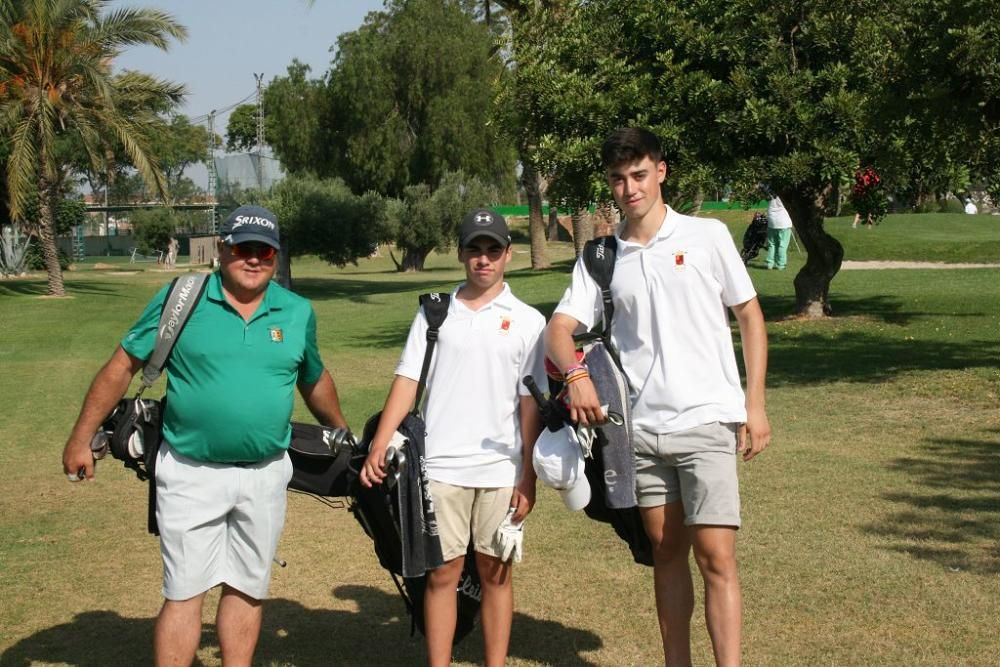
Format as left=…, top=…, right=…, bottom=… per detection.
left=740, top=212, right=769, bottom=265
left=290, top=292, right=482, bottom=644
left=93, top=273, right=208, bottom=535
left=287, top=422, right=355, bottom=497
left=560, top=237, right=653, bottom=565
left=352, top=413, right=481, bottom=643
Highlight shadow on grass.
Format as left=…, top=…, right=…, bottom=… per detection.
left=865, top=430, right=1000, bottom=575
left=347, top=322, right=412, bottom=350
left=0, top=280, right=121, bottom=298
left=0, top=610, right=158, bottom=667
left=292, top=277, right=456, bottom=304
left=761, top=290, right=998, bottom=386
left=313, top=263, right=464, bottom=277
left=766, top=329, right=1000, bottom=387
left=0, top=586, right=602, bottom=667
left=757, top=292, right=926, bottom=324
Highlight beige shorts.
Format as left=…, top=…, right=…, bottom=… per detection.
left=428, top=480, right=514, bottom=561
left=633, top=422, right=741, bottom=528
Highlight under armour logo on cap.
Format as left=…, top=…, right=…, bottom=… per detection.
left=459, top=208, right=511, bottom=247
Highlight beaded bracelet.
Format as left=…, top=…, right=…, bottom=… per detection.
left=563, top=363, right=587, bottom=377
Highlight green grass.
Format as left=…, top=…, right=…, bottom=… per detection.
left=2, top=233, right=999, bottom=666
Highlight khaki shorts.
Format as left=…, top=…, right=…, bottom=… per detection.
left=155, top=443, right=293, bottom=601
left=428, top=480, right=514, bottom=561
left=633, top=422, right=741, bottom=528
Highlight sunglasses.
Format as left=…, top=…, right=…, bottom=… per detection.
left=230, top=243, right=277, bottom=261
left=462, top=244, right=508, bottom=261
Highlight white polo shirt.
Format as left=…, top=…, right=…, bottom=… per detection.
left=767, top=198, right=794, bottom=229
left=554, top=207, right=757, bottom=434
left=396, top=284, right=547, bottom=487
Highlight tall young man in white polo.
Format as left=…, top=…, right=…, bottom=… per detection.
left=63, top=205, right=350, bottom=666
left=545, top=128, right=771, bottom=667
left=360, top=209, right=545, bottom=667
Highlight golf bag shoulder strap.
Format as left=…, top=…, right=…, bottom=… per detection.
left=140, top=273, right=208, bottom=391
left=414, top=292, right=450, bottom=408
left=582, top=235, right=617, bottom=339
left=419, top=292, right=450, bottom=332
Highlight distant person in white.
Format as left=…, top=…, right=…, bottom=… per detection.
left=765, top=198, right=794, bottom=270
left=964, top=199, right=978, bottom=215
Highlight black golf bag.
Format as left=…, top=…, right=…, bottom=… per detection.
left=287, top=292, right=481, bottom=645
left=286, top=418, right=481, bottom=645
left=740, top=213, right=769, bottom=265
left=351, top=423, right=481, bottom=643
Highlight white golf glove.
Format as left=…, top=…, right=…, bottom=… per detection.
left=496, top=507, right=524, bottom=563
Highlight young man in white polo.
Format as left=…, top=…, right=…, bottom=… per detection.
left=545, top=128, right=771, bottom=667
left=360, top=209, right=545, bottom=667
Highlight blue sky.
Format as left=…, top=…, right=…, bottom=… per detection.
left=108, top=0, right=385, bottom=185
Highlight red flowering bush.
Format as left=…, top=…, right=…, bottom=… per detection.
left=851, top=167, right=888, bottom=225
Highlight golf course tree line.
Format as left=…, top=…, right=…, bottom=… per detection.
left=3, top=1, right=998, bottom=311
left=228, top=0, right=516, bottom=273
left=501, top=0, right=1000, bottom=317
left=236, top=0, right=999, bottom=310
left=0, top=0, right=195, bottom=296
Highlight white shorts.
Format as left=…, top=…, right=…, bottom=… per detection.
left=155, top=443, right=293, bottom=601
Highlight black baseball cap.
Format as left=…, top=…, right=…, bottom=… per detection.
left=459, top=209, right=510, bottom=247
left=220, top=205, right=281, bottom=249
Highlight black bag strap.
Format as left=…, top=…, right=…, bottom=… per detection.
left=582, top=235, right=617, bottom=341
left=414, top=292, right=450, bottom=409
left=580, top=234, right=631, bottom=389
left=138, top=273, right=208, bottom=395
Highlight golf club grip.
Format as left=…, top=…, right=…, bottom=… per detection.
left=522, top=375, right=547, bottom=408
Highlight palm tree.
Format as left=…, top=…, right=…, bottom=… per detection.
left=0, top=0, right=187, bottom=296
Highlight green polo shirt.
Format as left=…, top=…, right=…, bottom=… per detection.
left=121, top=272, right=325, bottom=463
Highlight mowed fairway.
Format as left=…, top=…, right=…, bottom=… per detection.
left=1, top=213, right=998, bottom=666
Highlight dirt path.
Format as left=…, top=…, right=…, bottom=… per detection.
left=841, top=260, right=1000, bottom=270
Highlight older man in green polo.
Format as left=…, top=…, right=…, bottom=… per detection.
left=63, top=205, right=349, bottom=666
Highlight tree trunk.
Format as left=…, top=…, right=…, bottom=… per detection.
left=521, top=159, right=550, bottom=269
left=393, top=246, right=431, bottom=272
left=594, top=201, right=617, bottom=236
left=690, top=188, right=704, bottom=215
left=547, top=205, right=560, bottom=241
left=779, top=186, right=843, bottom=318
left=37, top=174, right=66, bottom=297
left=275, top=241, right=293, bottom=289
left=571, top=207, right=592, bottom=257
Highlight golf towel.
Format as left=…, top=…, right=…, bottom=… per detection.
left=396, top=411, right=444, bottom=578
left=583, top=339, right=637, bottom=509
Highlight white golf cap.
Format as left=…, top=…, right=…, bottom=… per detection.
left=532, top=425, right=591, bottom=511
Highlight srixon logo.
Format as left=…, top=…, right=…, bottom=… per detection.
left=231, top=215, right=276, bottom=230
left=159, top=276, right=198, bottom=340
